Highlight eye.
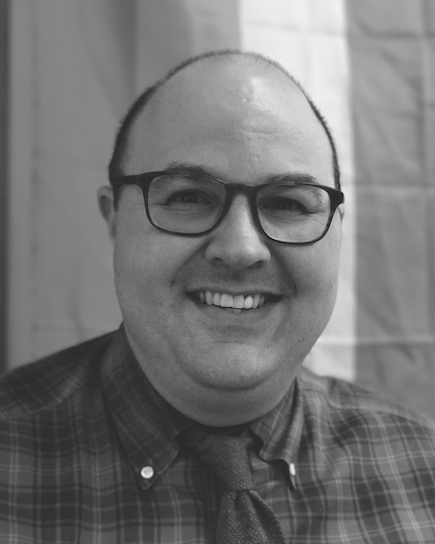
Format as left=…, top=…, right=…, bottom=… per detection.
left=264, top=197, right=307, bottom=214
left=258, top=184, right=329, bottom=222
left=259, top=196, right=309, bottom=220
left=147, top=173, right=226, bottom=217
left=165, top=189, right=215, bottom=208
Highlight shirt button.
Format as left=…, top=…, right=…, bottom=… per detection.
left=140, top=466, right=154, bottom=480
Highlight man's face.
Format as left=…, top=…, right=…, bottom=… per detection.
left=100, top=59, right=343, bottom=424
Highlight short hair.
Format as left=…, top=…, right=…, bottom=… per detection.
left=108, top=50, right=341, bottom=201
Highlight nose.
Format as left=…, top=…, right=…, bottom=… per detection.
left=204, top=195, right=271, bottom=270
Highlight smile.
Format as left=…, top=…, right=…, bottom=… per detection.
left=196, top=291, right=268, bottom=310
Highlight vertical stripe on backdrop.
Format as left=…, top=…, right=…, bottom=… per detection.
left=239, top=0, right=356, bottom=382
left=347, top=0, right=435, bottom=417
left=0, top=0, right=9, bottom=372
left=7, top=0, right=35, bottom=370
left=7, top=0, right=134, bottom=369
left=135, top=0, right=241, bottom=92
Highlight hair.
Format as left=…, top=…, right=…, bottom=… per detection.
left=108, top=50, right=341, bottom=202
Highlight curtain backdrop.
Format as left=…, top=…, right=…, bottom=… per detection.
left=6, top=0, right=435, bottom=418
left=348, top=0, right=435, bottom=415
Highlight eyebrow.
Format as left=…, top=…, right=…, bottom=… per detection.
left=164, top=162, right=321, bottom=185
left=264, top=173, right=320, bottom=185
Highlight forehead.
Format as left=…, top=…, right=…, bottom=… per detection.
left=123, top=58, right=333, bottom=185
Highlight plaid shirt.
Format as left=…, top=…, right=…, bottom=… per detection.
left=1, top=326, right=435, bottom=543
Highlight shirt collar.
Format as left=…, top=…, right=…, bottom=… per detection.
left=101, top=326, right=304, bottom=488
left=249, top=377, right=303, bottom=468
left=100, top=326, right=193, bottom=489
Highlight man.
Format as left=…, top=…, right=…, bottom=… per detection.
left=1, top=50, right=435, bottom=543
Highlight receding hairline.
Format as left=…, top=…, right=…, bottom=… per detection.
left=109, top=49, right=341, bottom=192
left=112, top=51, right=299, bottom=172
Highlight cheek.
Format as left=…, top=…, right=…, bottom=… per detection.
left=310, top=231, right=342, bottom=305
left=285, top=228, right=341, bottom=304
left=112, top=226, right=202, bottom=306
left=114, top=235, right=166, bottom=301
left=113, top=243, right=176, bottom=349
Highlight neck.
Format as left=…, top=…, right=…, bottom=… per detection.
left=154, top=371, right=296, bottom=426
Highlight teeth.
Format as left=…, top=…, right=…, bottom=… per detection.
left=198, top=291, right=268, bottom=310
left=233, top=295, right=244, bottom=309
left=221, top=294, right=233, bottom=307
left=244, top=295, right=253, bottom=310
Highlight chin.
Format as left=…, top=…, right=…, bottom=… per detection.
left=187, top=351, right=288, bottom=393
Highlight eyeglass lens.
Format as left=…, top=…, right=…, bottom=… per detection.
left=146, top=173, right=333, bottom=243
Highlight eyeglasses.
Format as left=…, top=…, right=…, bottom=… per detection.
left=111, top=170, right=344, bottom=245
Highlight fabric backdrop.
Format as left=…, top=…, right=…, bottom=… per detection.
left=6, top=0, right=435, bottom=418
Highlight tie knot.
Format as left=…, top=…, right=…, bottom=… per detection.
left=180, top=427, right=255, bottom=491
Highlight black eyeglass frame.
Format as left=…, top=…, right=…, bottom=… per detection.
left=111, top=171, right=344, bottom=245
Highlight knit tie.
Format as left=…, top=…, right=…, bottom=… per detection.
left=181, top=426, right=287, bottom=544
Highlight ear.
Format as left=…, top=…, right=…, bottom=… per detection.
left=97, top=186, right=117, bottom=241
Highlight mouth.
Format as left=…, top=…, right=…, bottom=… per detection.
left=191, top=290, right=282, bottom=311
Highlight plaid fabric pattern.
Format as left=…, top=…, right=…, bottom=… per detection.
left=1, top=326, right=435, bottom=543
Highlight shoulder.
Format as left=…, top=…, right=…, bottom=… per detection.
left=0, top=332, right=116, bottom=421
left=299, top=367, right=435, bottom=448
